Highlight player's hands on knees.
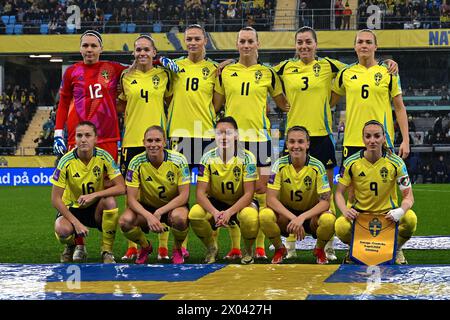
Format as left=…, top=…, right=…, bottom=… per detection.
left=77, top=194, right=97, bottom=207
left=153, top=209, right=163, bottom=221
left=74, top=222, right=89, bottom=237
left=216, top=210, right=232, bottom=227
left=386, top=207, right=405, bottom=222
left=343, top=208, right=359, bottom=221
left=147, top=214, right=165, bottom=233
left=287, top=216, right=305, bottom=239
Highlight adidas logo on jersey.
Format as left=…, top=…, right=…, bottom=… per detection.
left=73, top=172, right=80, bottom=178
left=351, top=75, right=358, bottom=80
left=146, top=176, right=153, bottom=181
left=284, top=178, right=291, bottom=184
left=292, top=68, right=299, bottom=73
left=131, top=80, right=137, bottom=84
left=231, top=72, right=238, bottom=77
left=212, top=170, right=219, bottom=175
left=179, top=69, right=185, bottom=73
left=359, top=172, right=366, bottom=177
left=326, top=160, right=334, bottom=166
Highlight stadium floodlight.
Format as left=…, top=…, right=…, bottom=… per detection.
left=50, top=58, right=63, bottom=63
left=29, top=54, right=52, bottom=58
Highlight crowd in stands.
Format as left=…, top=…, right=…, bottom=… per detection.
left=0, top=0, right=274, bottom=34
left=34, top=111, right=55, bottom=156
left=0, top=84, right=38, bottom=155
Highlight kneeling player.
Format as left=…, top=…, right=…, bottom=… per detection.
left=334, top=120, right=417, bottom=264
left=260, top=126, right=335, bottom=264
left=189, top=117, right=259, bottom=264
left=52, top=121, right=126, bottom=263
left=119, top=126, right=190, bottom=264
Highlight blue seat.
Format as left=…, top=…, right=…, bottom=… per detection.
left=5, top=24, right=14, bottom=34
left=14, top=24, right=23, bottom=34
left=40, top=24, right=49, bottom=34
left=1, top=16, right=9, bottom=25
left=153, top=22, right=162, bottom=33
left=9, top=15, right=15, bottom=24
left=104, top=14, right=112, bottom=21
left=126, top=23, right=136, bottom=33
left=120, top=23, right=127, bottom=33
left=66, top=24, right=75, bottom=34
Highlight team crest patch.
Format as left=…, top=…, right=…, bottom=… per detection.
left=380, top=167, right=388, bottom=182
left=167, top=171, right=175, bottom=184
left=313, top=63, right=321, bottom=77
left=101, top=70, right=109, bottom=82
left=126, top=170, right=134, bottom=182
left=233, top=166, right=241, bottom=181
left=255, top=70, right=263, bottom=83
left=304, top=176, right=312, bottom=190
left=374, top=72, right=383, bottom=86
left=369, top=217, right=382, bottom=237
left=152, top=75, right=160, bottom=88
left=182, top=166, right=190, bottom=178
left=202, top=67, right=210, bottom=79
left=246, top=164, right=256, bottom=176
left=93, top=166, right=101, bottom=178
left=52, top=169, right=61, bottom=181
left=268, top=173, right=276, bottom=184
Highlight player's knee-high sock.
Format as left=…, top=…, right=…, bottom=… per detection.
left=397, top=209, right=417, bottom=248
left=335, top=216, right=352, bottom=245
left=254, top=193, right=266, bottom=249
left=188, top=204, right=215, bottom=248
left=227, top=223, right=241, bottom=250
left=123, top=226, right=150, bottom=248
left=127, top=240, right=138, bottom=249
left=181, top=234, right=189, bottom=249
left=259, top=208, right=283, bottom=248
left=55, top=233, right=75, bottom=245
left=171, top=227, right=189, bottom=249
left=315, top=213, right=336, bottom=249
left=158, top=224, right=170, bottom=249
left=238, top=207, right=259, bottom=252
left=101, top=208, right=119, bottom=253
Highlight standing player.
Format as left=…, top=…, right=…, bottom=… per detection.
left=260, top=126, right=335, bottom=264
left=119, top=126, right=190, bottom=264
left=213, top=27, right=290, bottom=260
left=331, top=29, right=410, bottom=167
left=51, top=121, right=125, bottom=263
left=189, top=117, right=259, bottom=264
left=334, top=120, right=417, bottom=264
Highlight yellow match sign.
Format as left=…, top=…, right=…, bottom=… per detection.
left=350, top=213, right=398, bottom=265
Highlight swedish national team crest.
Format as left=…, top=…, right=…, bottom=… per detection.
left=152, top=75, right=160, bottom=88
left=233, top=166, right=241, bottom=181
left=166, top=171, right=175, bottom=184
left=380, top=167, right=388, bottom=182
left=374, top=72, right=383, bottom=86
left=93, top=166, right=101, bottom=179
left=202, top=67, right=210, bottom=79
left=313, top=63, right=321, bottom=77
left=369, top=217, right=382, bottom=237
left=304, top=176, right=312, bottom=190
left=101, top=70, right=109, bottom=82
left=255, top=70, right=262, bottom=83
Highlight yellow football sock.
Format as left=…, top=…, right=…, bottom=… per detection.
left=188, top=204, right=215, bottom=248
left=171, top=227, right=189, bottom=249
left=101, top=208, right=119, bottom=253
left=335, top=216, right=352, bottom=245
left=123, top=226, right=150, bottom=248
left=397, top=209, right=417, bottom=248
left=127, top=240, right=138, bottom=249
left=255, top=228, right=266, bottom=249
left=158, top=224, right=170, bottom=249
left=55, top=232, right=75, bottom=245
left=227, top=223, right=241, bottom=249
left=315, top=213, right=336, bottom=249
left=259, top=208, right=283, bottom=248
left=182, top=234, right=189, bottom=249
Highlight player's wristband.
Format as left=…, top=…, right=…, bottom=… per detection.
left=387, top=207, right=405, bottom=222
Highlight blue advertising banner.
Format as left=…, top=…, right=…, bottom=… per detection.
left=0, top=168, right=55, bottom=186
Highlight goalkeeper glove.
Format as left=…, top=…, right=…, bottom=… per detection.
left=386, top=207, right=405, bottom=222
left=53, top=129, right=67, bottom=157
left=154, top=56, right=179, bottom=73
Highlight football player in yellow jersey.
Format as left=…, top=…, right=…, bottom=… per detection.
left=51, top=121, right=126, bottom=263
left=167, top=24, right=220, bottom=166
left=335, top=120, right=417, bottom=264
left=213, top=27, right=290, bottom=260
left=331, top=29, right=409, bottom=164
left=260, top=126, right=335, bottom=264
left=119, top=126, right=191, bottom=264
left=188, top=117, right=260, bottom=264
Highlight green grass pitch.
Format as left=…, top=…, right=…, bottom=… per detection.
left=0, top=184, right=449, bottom=264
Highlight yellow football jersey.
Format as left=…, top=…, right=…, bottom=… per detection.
left=274, top=57, right=346, bottom=137
left=215, top=63, right=283, bottom=142
left=339, top=150, right=410, bottom=213
left=50, top=148, right=121, bottom=208
left=167, top=57, right=218, bottom=139
left=332, top=63, right=402, bottom=147
left=267, top=155, right=331, bottom=212
left=197, top=147, right=258, bottom=206
left=119, top=67, right=171, bottom=148
left=125, top=149, right=190, bottom=207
